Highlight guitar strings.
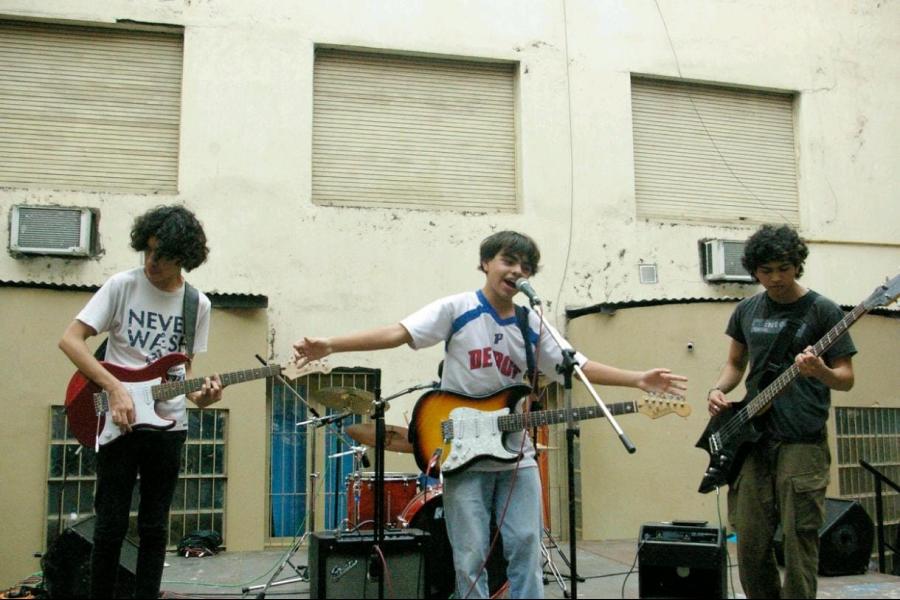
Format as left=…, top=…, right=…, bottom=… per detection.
left=714, top=305, right=861, bottom=444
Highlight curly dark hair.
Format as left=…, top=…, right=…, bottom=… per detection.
left=741, top=224, right=808, bottom=280
left=478, top=230, right=541, bottom=275
left=130, top=205, right=209, bottom=271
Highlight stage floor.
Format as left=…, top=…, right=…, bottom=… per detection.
left=156, top=537, right=900, bottom=599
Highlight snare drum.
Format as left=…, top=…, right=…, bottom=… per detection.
left=345, top=472, right=419, bottom=529
left=399, top=485, right=509, bottom=599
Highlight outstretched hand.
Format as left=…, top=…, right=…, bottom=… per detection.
left=292, top=336, right=332, bottom=368
left=637, top=368, right=688, bottom=396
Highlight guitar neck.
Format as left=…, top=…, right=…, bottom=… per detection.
left=152, top=365, right=281, bottom=400
left=742, top=301, right=867, bottom=419
left=497, top=401, right=636, bottom=432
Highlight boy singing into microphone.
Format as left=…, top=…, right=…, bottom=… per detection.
left=293, top=230, right=686, bottom=599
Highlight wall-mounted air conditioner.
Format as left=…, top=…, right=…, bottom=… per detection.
left=701, top=239, right=753, bottom=282
left=9, top=205, right=94, bottom=257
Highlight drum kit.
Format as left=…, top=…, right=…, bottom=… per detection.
left=248, top=362, right=572, bottom=599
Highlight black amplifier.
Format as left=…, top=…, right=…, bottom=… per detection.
left=640, top=521, right=723, bottom=545
left=308, top=529, right=431, bottom=599
left=638, top=521, right=727, bottom=599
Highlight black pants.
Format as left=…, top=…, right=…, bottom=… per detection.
left=91, top=430, right=186, bottom=599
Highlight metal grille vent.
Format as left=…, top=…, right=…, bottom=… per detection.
left=639, top=264, right=659, bottom=284
left=10, top=205, right=93, bottom=256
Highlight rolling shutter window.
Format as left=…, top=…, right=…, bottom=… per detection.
left=631, top=77, right=798, bottom=225
left=0, top=20, right=183, bottom=193
left=313, top=49, right=517, bottom=212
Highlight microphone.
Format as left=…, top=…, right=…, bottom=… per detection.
left=360, top=452, right=371, bottom=469
left=515, top=278, right=542, bottom=306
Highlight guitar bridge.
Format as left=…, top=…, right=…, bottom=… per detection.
left=441, top=420, right=454, bottom=441
left=709, top=433, right=721, bottom=455
left=93, top=392, right=109, bottom=416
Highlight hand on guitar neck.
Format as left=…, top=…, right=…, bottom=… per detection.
left=65, top=354, right=328, bottom=449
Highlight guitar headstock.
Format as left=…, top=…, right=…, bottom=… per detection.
left=636, top=392, right=692, bottom=419
left=281, top=359, right=333, bottom=380
left=863, top=274, right=900, bottom=311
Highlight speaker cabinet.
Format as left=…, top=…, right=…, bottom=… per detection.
left=774, top=497, right=874, bottom=576
left=308, top=529, right=430, bottom=599
left=40, top=516, right=138, bottom=599
left=638, top=522, right=727, bottom=599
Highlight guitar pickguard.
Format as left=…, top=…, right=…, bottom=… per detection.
left=96, top=378, right=176, bottom=446
left=441, top=406, right=519, bottom=474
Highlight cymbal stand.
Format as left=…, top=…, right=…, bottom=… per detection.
left=243, top=356, right=355, bottom=598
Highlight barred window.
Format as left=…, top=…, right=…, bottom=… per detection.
left=46, top=406, right=228, bottom=550
left=835, top=406, right=899, bottom=573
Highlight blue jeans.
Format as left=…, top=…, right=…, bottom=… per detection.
left=443, top=466, right=543, bottom=599
left=91, top=430, right=186, bottom=599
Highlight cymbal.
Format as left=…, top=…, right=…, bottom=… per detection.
left=312, top=387, right=376, bottom=415
left=346, top=423, right=413, bottom=454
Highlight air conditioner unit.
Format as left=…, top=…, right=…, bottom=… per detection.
left=702, top=239, right=753, bottom=282
left=9, top=205, right=94, bottom=257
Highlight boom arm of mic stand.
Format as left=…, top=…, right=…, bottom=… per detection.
left=533, top=312, right=637, bottom=454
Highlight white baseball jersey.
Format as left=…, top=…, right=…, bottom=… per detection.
left=401, top=289, right=586, bottom=471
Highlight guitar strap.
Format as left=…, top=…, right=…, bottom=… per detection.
left=181, top=282, right=200, bottom=358
left=93, top=282, right=200, bottom=360
left=515, top=304, right=537, bottom=387
left=751, top=290, right=819, bottom=391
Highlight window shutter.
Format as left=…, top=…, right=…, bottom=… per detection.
left=631, top=77, right=798, bottom=225
left=313, top=49, right=517, bottom=212
left=0, top=20, right=183, bottom=193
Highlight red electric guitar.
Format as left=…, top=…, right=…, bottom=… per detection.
left=65, top=353, right=329, bottom=449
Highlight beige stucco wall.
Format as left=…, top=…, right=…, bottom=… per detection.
left=0, top=0, right=898, bottom=585
left=567, top=301, right=900, bottom=541
left=0, top=287, right=268, bottom=586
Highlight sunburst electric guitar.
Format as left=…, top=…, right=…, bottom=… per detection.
left=65, top=353, right=330, bottom=449
left=409, top=384, right=691, bottom=476
left=695, top=274, right=900, bottom=494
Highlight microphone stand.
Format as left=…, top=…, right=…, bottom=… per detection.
left=527, top=298, right=636, bottom=600
left=370, top=370, right=385, bottom=600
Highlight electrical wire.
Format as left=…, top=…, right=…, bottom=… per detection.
left=620, top=539, right=644, bottom=599
left=716, top=485, right=738, bottom=599
left=651, top=0, right=794, bottom=225
left=553, top=0, right=578, bottom=324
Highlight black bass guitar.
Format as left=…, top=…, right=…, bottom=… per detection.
left=695, top=275, right=899, bottom=494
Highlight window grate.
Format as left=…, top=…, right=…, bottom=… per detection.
left=45, top=406, right=228, bottom=551
left=835, top=406, right=899, bottom=573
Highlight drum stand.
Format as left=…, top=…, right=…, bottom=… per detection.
left=243, top=356, right=355, bottom=598
left=329, top=445, right=368, bottom=529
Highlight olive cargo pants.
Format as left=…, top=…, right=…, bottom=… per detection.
left=728, top=438, right=830, bottom=599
